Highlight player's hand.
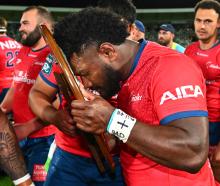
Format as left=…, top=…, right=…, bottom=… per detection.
left=0, top=109, right=8, bottom=126
left=79, top=83, right=95, bottom=101
left=211, top=143, right=220, bottom=162
left=0, top=105, right=7, bottom=113
left=210, top=143, right=220, bottom=182
left=53, top=109, right=77, bottom=137
left=71, top=96, right=115, bottom=134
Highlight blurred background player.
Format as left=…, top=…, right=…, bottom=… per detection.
left=1, top=6, right=56, bottom=186
left=185, top=0, right=220, bottom=183
left=131, top=19, right=145, bottom=42
left=0, top=17, right=21, bottom=103
left=158, top=23, right=185, bottom=53
left=97, top=0, right=137, bottom=41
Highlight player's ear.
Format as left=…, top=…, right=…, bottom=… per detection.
left=98, top=43, right=117, bottom=63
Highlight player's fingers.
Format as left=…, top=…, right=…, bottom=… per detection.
left=76, top=123, right=93, bottom=133
left=71, top=100, right=88, bottom=110
left=76, top=123, right=104, bottom=135
left=61, top=125, right=77, bottom=137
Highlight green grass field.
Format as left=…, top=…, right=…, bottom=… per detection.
left=0, top=176, right=13, bottom=186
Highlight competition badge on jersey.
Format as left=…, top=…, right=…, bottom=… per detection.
left=42, top=54, right=54, bottom=75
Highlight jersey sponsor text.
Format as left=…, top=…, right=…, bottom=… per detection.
left=160, top=85, right=204, bottom=105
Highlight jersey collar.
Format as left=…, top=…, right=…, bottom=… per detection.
left=129, top=39, right=147, bottom=75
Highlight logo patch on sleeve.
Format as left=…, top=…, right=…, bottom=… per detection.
left=42, top=54, right=54, bottom=75
left=160, top=85, right=204, bottom=105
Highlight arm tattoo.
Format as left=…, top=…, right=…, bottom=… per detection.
left=0, top=117, right=27, bottom=180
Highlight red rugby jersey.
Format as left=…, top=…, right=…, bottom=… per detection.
left=185, top=41, right=220, bottom=122
left=0, top=36, right=21, bottom=90
left=13, top=46, right=55, bottom=138
left=118, top=41, right=215, bottom=186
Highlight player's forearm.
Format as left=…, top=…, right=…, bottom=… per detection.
left=0, top=111, right=28, bottom=180
left=29, top=88, right=57, bottom=124
left=14, top=118, right=44, bottom=141
left=125, top=118, right=208, bottom=173
left=0, top=87, right=14, bottom=113
left=71, top=97, right=208, bottom=172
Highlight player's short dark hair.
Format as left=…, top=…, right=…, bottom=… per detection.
left=54, top=7, right=129, bottom=62
left=0, top=17, right=7, bottom=33
left=23, top=6, right=54, bottom=25
left=0, top=17, right=7, bottom=28
left=195, top=0, right=220, bottom=16
left=97, top=0, right=136, bottom=24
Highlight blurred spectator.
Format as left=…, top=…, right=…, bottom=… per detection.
left=131, top=19, right=145, bottom=42
left=158, top=23, right=185, bottom=53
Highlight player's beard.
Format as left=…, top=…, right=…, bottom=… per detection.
left=20, top=26, right=41, bottom=47
left=196, top=29, right=218, bottom=43
left=97, top=64, right=122, bottom=99
left=158, top=38, right=169, bottom=46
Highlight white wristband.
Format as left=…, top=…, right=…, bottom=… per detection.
left=107, top=109, right=136, bottom=143
left=13, top=173, right=31, bottom=185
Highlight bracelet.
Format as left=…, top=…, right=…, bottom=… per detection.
left=107, top=109, right=136, bottom=143
left=13, top=173, right=31, bottom=185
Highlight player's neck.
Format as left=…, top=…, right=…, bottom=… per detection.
left=199, top=35, right=218, bottom=50
left=0, top=33, right=7, bottom=37
left=31, top=37, right=47, bottom=51
left=167, top=41, right=173, bottom=49
left=122, top=40, right=140, bottom=80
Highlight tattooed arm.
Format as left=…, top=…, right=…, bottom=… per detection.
left=0, top=110, right=33, bottom=185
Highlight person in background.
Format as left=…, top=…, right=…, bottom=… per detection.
left=158, top=23, right=185, bottom=53
left=0, top=17, right=21, bottom=103
left=184, top=0, right=220, bottom=184
left=97, top=0, right=137, bottom=41
left=131, top=19, right=145, bottom=42
left=30, top=7, right=216, bottom=186
left=1, top=6, right=56, bottom=186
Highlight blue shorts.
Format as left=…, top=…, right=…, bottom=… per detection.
left=19, top=135, right=54, bottom=186
left=209, top=122, right=220, bottom=146
left=44, top=147, right=125, bottom=186
left=0, top=88, right=9, bottom=103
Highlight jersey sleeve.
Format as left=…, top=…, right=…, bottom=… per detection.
left=203, top=46, right=220, bottom=80
left=40, top=53, right=60, bottom=89
left=151, top=54, right=208, bottom=125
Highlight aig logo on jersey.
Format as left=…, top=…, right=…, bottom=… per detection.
left=160, top=85, right=204, bottom=105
